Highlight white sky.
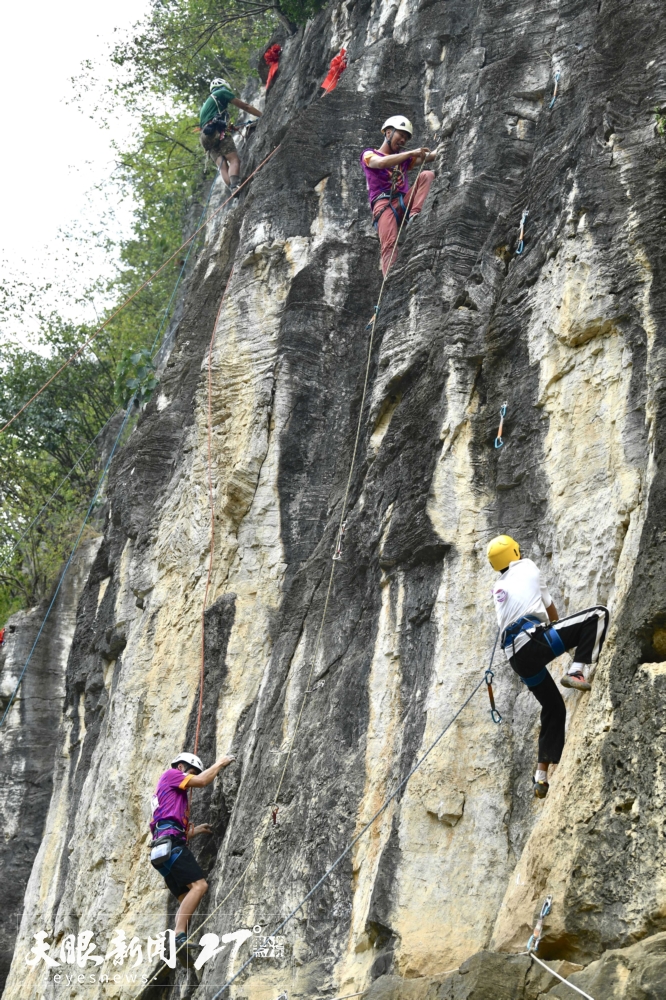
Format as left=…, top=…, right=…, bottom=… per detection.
left=0, top=0, right=151, bottom=340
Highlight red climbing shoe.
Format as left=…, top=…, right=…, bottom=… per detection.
left=533, top=777, right=549, bottom=799
left=560, top=671, right=591, bottom=691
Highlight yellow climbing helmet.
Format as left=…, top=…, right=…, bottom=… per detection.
left=487, top=535, right=521, bottom=572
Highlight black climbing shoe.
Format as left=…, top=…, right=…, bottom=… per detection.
left=561, top=671, right=591, bottom=692
left=175, top=932, right=198, bottom=969
left=533, top=777, right=549, bottom=799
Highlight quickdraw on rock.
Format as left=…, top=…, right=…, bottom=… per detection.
left=516, top=208, right=529, bottom=255
left=494, top=402, right=508, bottom=449
left=271, top=807, right=279, bottom=826
left=549, top=70, right=561, bottom=109
left=366, top=305, right=380, bottom=329
left=485, top=666, right=502, bottom=724
left=333, top=520, right=347, bottom=561
left=527, top=895, right=552, bottom=952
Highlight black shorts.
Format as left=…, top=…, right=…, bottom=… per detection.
left=161, top=844, right=206, bottom=899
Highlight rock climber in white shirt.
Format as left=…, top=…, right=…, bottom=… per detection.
left=487, top=535, right=609, bottom=799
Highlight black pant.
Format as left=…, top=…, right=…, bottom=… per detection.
left=509, top=606, right=609, bottom=764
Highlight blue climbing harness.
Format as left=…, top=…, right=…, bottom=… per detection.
left=502, top=615, right=566, bottom=687
left=372, top=190, right=409, bottom=230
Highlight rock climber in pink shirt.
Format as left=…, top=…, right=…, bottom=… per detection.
left=360, top=115, right=437, bottom=275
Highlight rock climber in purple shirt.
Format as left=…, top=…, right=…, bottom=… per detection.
left=360, top=115, right=437, bottom=275
left=149, top=750, right=235, bottom=963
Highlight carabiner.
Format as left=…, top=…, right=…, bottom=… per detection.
left=494, top=402, right=508, bottom=449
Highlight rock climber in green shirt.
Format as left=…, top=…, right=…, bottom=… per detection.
left=199, top=78, right=263, bottom=192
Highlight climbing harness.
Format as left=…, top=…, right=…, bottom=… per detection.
left=516, top=208, right=529, bottom=255
left=372, top=164, right=410, bottom=230
left=549, top=71, right=561, bottom=110
left=321, top=48, right=348, bottom=95
left=494, top=402, right=508, bottom=449
left=525, top=896, right=597, bottom=1000
left=0, top=145, right=282, bottom=437
left=527, top=894, right=552, bottom=952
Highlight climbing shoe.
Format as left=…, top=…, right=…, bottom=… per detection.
left=175, top=932, right=198, bottom=969
left=533, top=777, right=549, bottom=799
left=560, top=671, right=591, bottom=692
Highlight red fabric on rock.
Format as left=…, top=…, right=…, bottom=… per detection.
left=264, top=44, right=282, bottom=90
left=321, top=48, right=347, bottom=94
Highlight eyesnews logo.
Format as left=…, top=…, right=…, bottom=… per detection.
left=494, top=588, right=507, bottom=603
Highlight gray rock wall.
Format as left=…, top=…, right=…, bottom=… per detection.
left=3, top=0, right=666, bottom=998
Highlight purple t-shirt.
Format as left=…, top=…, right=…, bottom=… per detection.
left=360, top=148, right=413, bottom=206
left=150, top=767, right=192, bottom=840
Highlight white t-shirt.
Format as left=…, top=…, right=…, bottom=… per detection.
left=491, top=559, right=553, bottom=657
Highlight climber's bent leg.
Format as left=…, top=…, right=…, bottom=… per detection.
left=545, top=606, right=609, bottom=666
left=405, top=169, right=435, bottom=217
left=174, top=878, right=208, bottom=935
left=373, top=200, right=401, bottom=275
left=529, top=671, right=567, bottom=765
left=226, top=150, right=241, bottom=189
left=200, top=129, right=239, bottom=190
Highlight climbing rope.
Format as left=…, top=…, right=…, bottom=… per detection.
left=494, top=402, right=507, bottom=449
left=144, top=155, right=454, bottom=988
left=0, top=402, right=135, bottom=730
left=0, top=182, right=216, bottom=577
left=210, top=650, right=496, bottom=999
left=194, top=265, right=235, bottom=755
left=0, top=145, right=282, bottom=438
left=516, top=208, right=529, bottom=255
left=528, top=954, right=596, bottom=1000
left=549, top=70, right=561, bottom=110
left=524, top=896, right=597, bottom=1000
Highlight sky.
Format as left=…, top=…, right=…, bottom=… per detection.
left=0, top=0, right=151, bottom=340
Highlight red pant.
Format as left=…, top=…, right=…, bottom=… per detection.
left=372, top=170, right=434, bottom=275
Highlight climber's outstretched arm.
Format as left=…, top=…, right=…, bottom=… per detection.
left=231, top=97, right=263, bottom=118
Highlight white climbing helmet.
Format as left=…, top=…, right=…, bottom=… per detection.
left=210, top=78, right=232, bottom=93
left=381, top=115, right=413, bottom=136
left=171, top=752, right=204, bottom=774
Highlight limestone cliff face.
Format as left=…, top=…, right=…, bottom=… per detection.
left=3, top=0, right=666, bottom=998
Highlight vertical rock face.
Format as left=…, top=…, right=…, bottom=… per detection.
left=3, top=0, right=666, bottom=998
left=0, top=539, right=101, bottom=992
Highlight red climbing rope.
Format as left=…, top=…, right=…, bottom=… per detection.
left=320, top=48, right=347, bottom=94
left=264, top=44, right=282, bottom=90
left=0, top=145, right=282, bottom=438
left=194, top=266, right=235, bottom=755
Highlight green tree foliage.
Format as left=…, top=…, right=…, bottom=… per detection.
left=0, top=325, right=117, bottom=620
left=2, top=0, right=320, bottom=621
left=115, top=349, right=158, bottom=407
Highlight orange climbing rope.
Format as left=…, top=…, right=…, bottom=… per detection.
left=0, top=145, right=282, bottom=438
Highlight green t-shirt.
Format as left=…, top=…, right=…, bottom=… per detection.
left=199, top=86, right=235, bottom=127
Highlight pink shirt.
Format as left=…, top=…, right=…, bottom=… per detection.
left=360, top=148, right=413, bottom=206
left=150, top=767, right=192, bottom=839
